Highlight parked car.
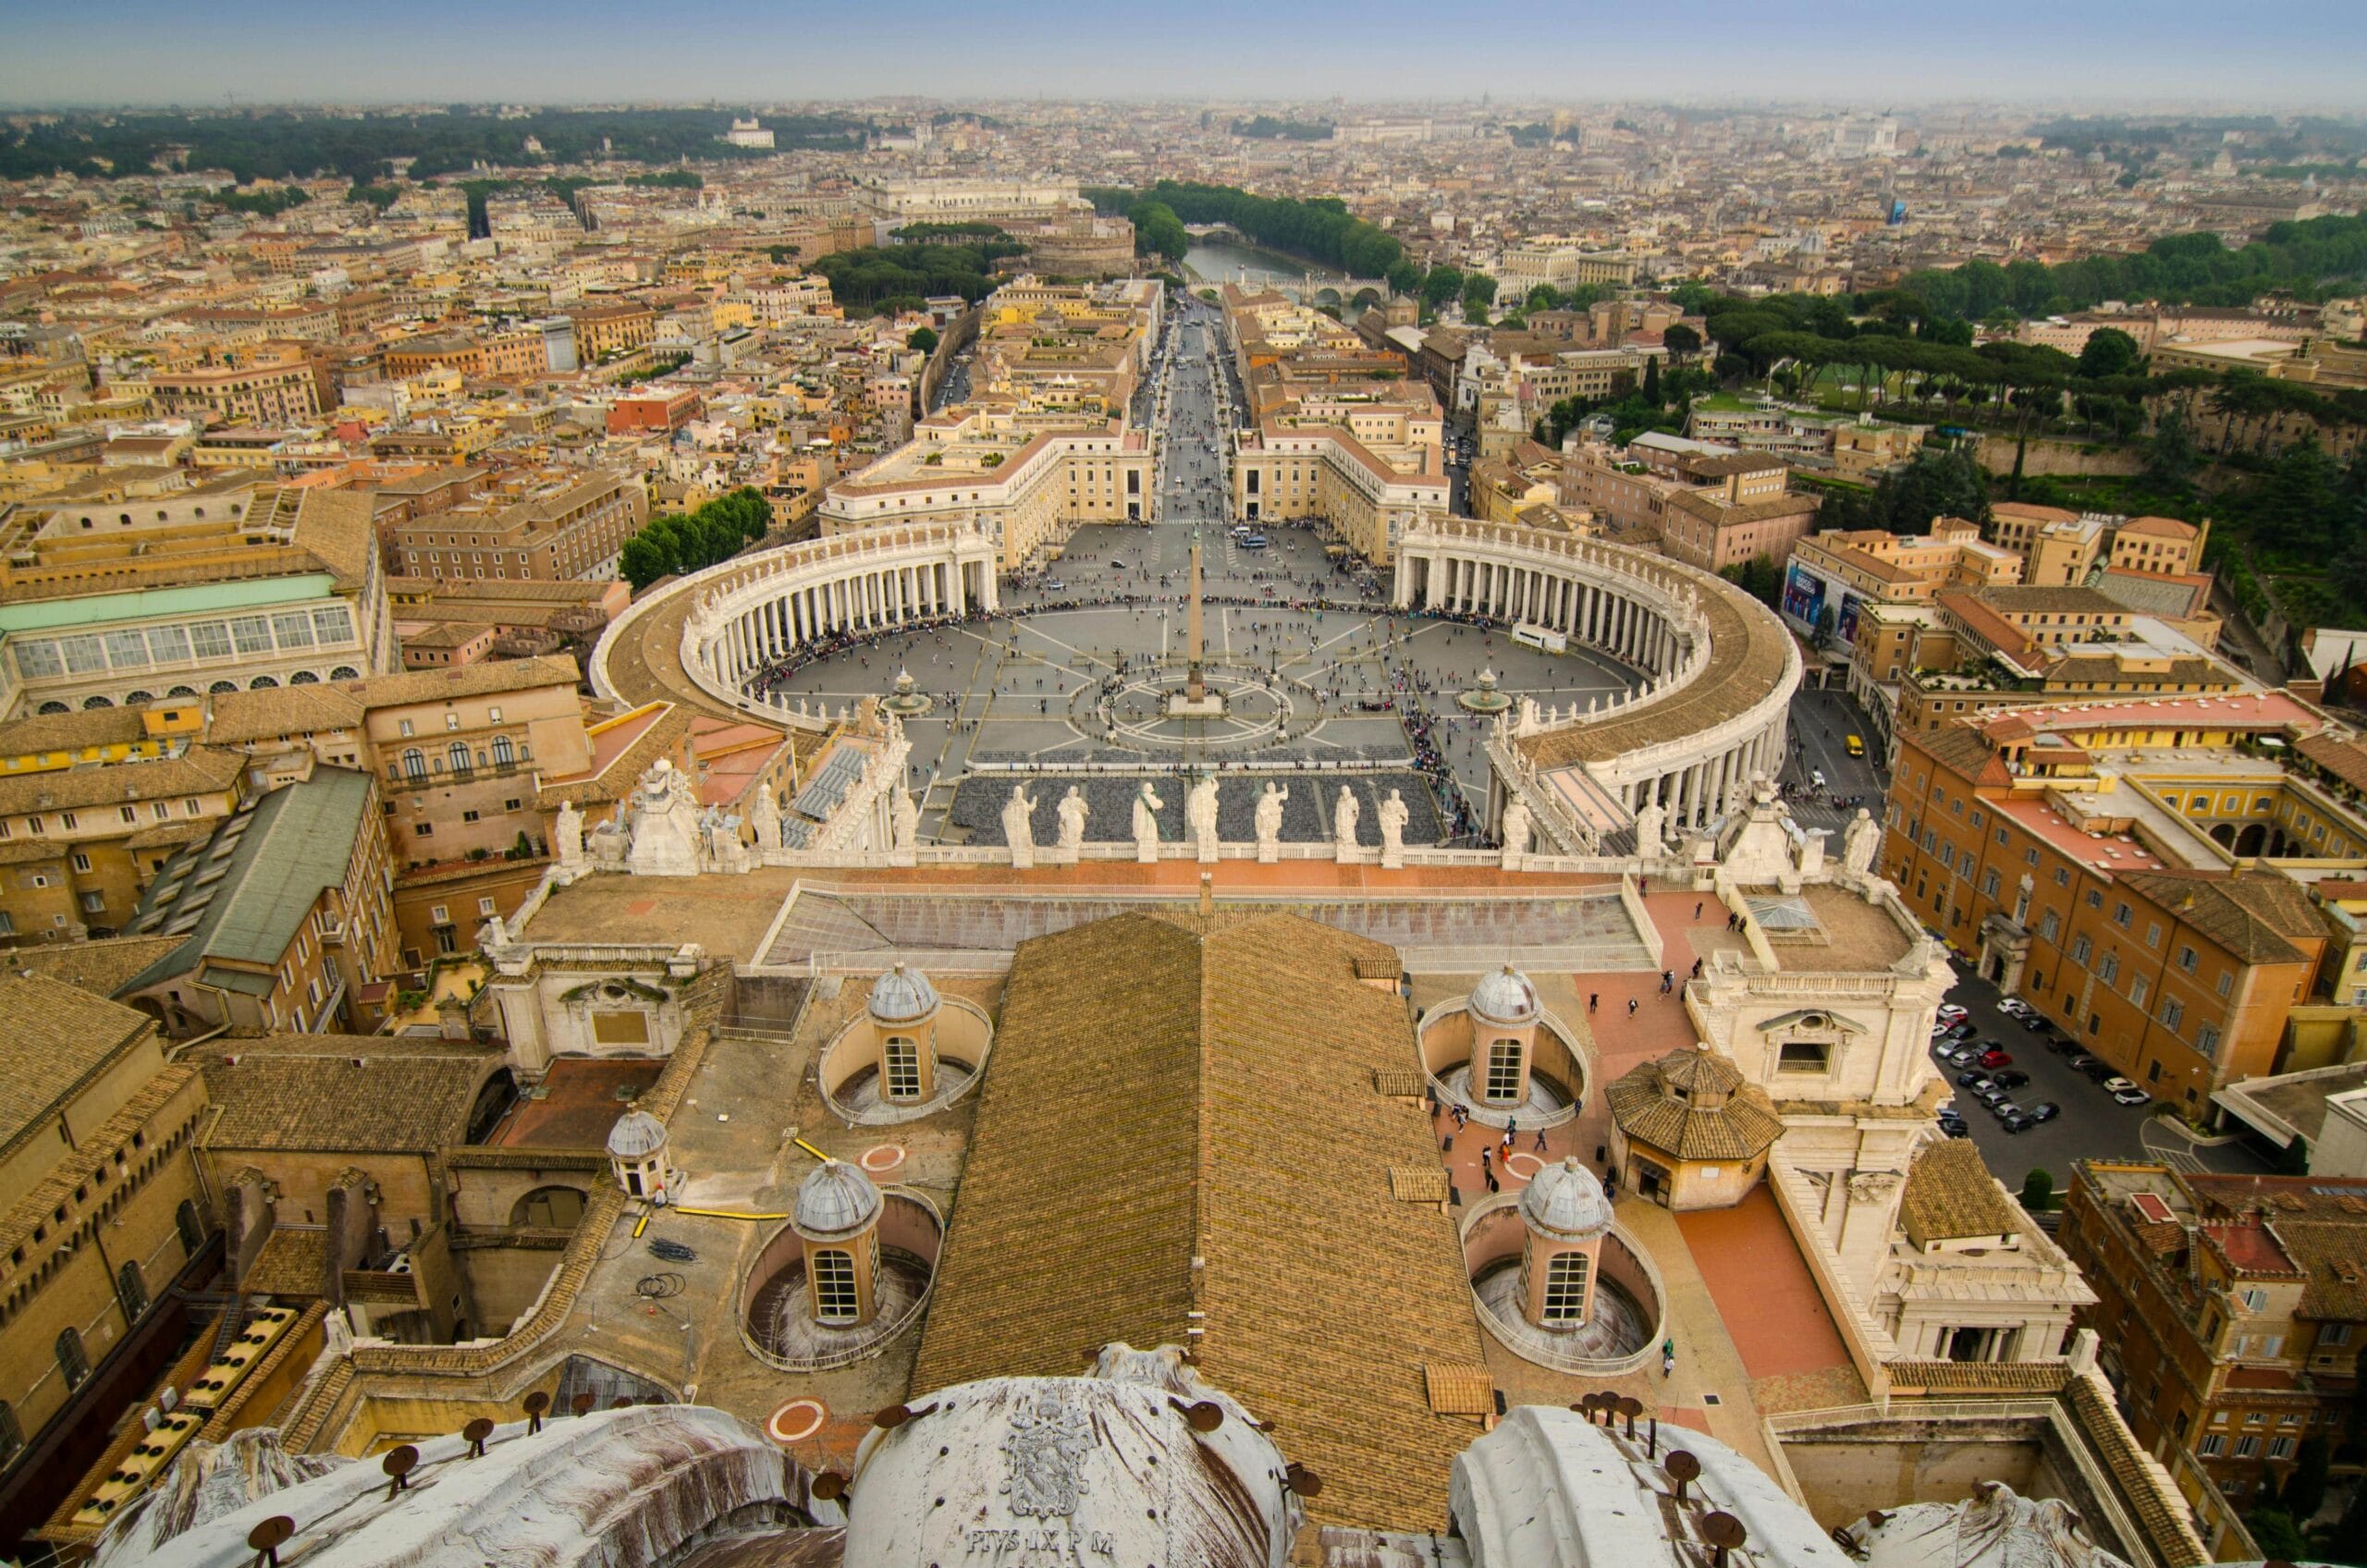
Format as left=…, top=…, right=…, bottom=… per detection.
left=1937, top=1004, right=1969, bottom=1025
left=1940, top=1120, right=1972, bottom=1138
left=1986, top=1070, right=2031, bottom=1090
left=2023, top=1102, right=2061, bottom=1124
left=1975, top=1084, right=2013, bottom=1109
left=1944, top=1022, right=1980, bottom=1042
left=2000, top=1109, right=2035, bottom=1133
left=1977, top=1047, right=2015, bottom=1069
left=2017, top=1011, right=2054, bottom=1032
left=1955, top=1069, right=1989, bottom=1088
left=2079, top=1058, right=2120, bottom=1084
left=1943, top=1047, right=1981, bottom=1067
left=2112, top=1085, right=2152, bottom=1107
left=2045, top=1035, right=2085, bottom=1056
left=1998, top=998, right=2033, bottom=1020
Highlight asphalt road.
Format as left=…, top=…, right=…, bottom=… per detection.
left=1777, top=685, right=1887, bottom=839
left=1931, top=968, right=2270, bottom=1192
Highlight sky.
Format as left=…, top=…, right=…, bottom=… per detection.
left=0, top=0, right=2361, bottom=110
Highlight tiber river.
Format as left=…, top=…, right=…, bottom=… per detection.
left=1183, top=239, right=1365, bottom=314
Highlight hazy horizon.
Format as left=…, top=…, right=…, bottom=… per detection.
left=1, top=0, right=2362, bottom=113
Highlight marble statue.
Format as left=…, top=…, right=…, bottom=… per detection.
left=1333, top=785, right=1361, bottom=864
left=1254, top=781, right=1289, bottom=864
left=1056, top=787, right=1089, bottom=856
left=1500, top=798, right=1531, bottom=866
left=750, top=782, right=781, bottom=851
left=1132, top=781, right=1165, bottom=864
left=1002, top=785, right=1039, bottom=870
left=1842, top=807, right=1880, bottom=876
left=1378, top=789, right=1409, bottom=869
left=625, top=758, right=704, bottom=876
left=554, top=798, right=585, bottom=871
left=1633, top=799, right=1667, bottom=855
left=890, top=786, right=919, bottom=856
left=1186, top=774, right=1220, bottom=864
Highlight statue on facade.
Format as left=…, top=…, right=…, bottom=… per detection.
left=1002, top=785, right=1039, bottom=870
left=1842, top=807, right=1881, bottom=876
left=1132, top=780, right=1165, bottom=863
left=1186, top=773, right=1220, bottom=864
left=1501, top=797, right=1531, bottom=864
left=750, top=782, right=781, bottom=851
left=1378, top=789, right=1409, bottom=868
left=890, top=784, right=919, bottom=856
left=1633, top=799, right=1667, bottom=855
left=625, top=758, right=704, bottom=876
left=554, top=798, right=585, bottom=870
left=1056, top=787, right=1089, bottom=856
left=1254, top=781, right=1289, bottom=864
left=1333, top=785, right=1362, bottom=863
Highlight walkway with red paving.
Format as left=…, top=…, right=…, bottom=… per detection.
left=1674, top=1185, right=1852, bottom=1381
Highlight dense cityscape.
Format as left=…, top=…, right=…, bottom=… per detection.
left=4, top=33, right=2367, bottom=1568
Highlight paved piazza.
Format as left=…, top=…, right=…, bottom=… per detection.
left=753, top=521, right=1644, bottom=845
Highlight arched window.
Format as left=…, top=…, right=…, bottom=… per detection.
left=288, top=669, right=320, bottom=685
left=207, top=680, right=237, bottom=695
left=448, top=741, right=471, bottom=774
left=35, top=702, right=68, bottom=715
left=401, top=748, right=426, bottom=780
left=247, top=675, right=278, bottom=690
left=167, top=686, right=199, bottom=699
left=490, top=734, right=515, bottom=767
left=1484, top=1038, right=1523, bottom=1101
left=55, top=1327, right=89, bottom=1390
left=883, top=1036, right=922, bottom=1101
left=81, top=694, right=115, bottom=710
left=117, top=1259, right=148, bottom=1319
left=124, top=691, right=154, bottom=705
left=1541, top=1252, right=1589, bottom=1325
left=329, top=667, right=360, bottom=681
left=176, top=1198, right=205, bottom=1255
left=811, top=1248, right=859, bottom=1323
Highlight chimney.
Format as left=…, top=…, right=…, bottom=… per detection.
left=1198, top=873, right=1213, bottom=920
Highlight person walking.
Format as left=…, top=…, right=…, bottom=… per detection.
left=1627, top=997, right=1638, bottom=1018
left=1588, top=992, right=1599, bottom=1012
left=1661, top=1338, right=1675, bottom=1379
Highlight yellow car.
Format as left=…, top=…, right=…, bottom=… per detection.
left=1844, top=734, right=1865, bottom=758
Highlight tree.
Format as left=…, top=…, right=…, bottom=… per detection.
left=1420, top=265, right=1465, bottom=311
left=619, top=533, right=672, bottom=592
left=2327, top=1479, right=2367, bottom=1565
left=2282, top=1437, right=2332, bottom=1523
left=2245, top=1506, right=2308, bottom=1561
left=2077, top=326, right=2143, bottom=379
left=1385, top=259, right=1422, bottom=299
left=1127, top=200, right=1189, bottom=265
left=2019, top=1169, right=2054, bottom=1211
left=1642, top=355, right=1661, bottom=406
left=2142, top=406, right=2203, bottom=491
left=1720, top=556, right=1783, bottom=608
left=1662, top=323, right=1702, bottom=363
left=1460, top=272, right=1498, bottom=322
left=906, top=326, right=939, bottom=353
left=2256, top=435, right=2342, bottom=557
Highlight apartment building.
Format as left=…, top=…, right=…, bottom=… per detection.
left=568, top=301, right=656, bottom=363
left=117, top=766, right=399, bottom=1037
left=0, top=977, right=211, bottom=1551
left=1782, top=518, right=2022, bottom=645
left=1885, top=693, right=2345, bottom=1106
left=1657, top=484, right=1821, bottom=573
left=818, top=408, right=1149, bottom=571
left=147, top=351, right=324, bottom=426
left=1233, top=419, right=1451, bottom=567
left=1988, top=504, right=2208, bottom=585
left=2062, top=1164, right=2367, bottom=1514
left=387, top=469, right=646, bottom=584
left=363, top=656, right=589, bottom=960
left=0, top=484, right=398, bottom=717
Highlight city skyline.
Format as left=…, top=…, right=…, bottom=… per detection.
left=1, top=0, right=2363, bottom=109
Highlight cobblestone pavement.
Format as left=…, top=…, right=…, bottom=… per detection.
left=761, top=521, right=1643, bottom=845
